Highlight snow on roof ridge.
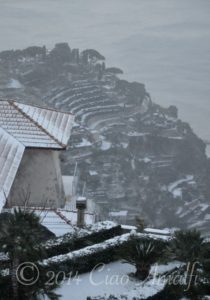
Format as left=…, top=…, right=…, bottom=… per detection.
left=0, top=98, right=73, bottom=115
left=10, top=101, right=66, bottom=149
left=0, top=98, right=74, bottom=149
left=17, top=99, right=73, bottom=115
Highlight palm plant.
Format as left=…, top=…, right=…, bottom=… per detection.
left=119, top=237, right=164, bottom=280
left=167, top=229, right=204, bottom=263
left=166, top=229, right=205, bottom=299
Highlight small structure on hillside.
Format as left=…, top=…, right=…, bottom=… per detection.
left=0, top=99, right=74, bottom=210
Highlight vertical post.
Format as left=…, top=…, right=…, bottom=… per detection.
left=76, top=196, right=87, bottom=227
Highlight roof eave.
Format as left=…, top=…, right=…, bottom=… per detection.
left=25, top=146, right=67, bottom=151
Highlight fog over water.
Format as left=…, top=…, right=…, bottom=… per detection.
left=0, top=0, right=210, bottom=150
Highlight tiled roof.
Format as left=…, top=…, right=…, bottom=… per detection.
left=0, top=127, right=25, bottom=210
left=0, top=100, right=74, bottom=149
left=0, top=99, right=74, bottom=211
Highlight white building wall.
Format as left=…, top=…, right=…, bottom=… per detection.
left=8, top=149, right=65, bottom=208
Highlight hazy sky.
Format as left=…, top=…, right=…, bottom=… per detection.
left=0, top=0, right=210, bottom=142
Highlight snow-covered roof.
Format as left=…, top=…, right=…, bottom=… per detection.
left=0, top=99, right=74, bottom=211
left=35, top=209, right=95, bottom=236
left=0, top=100, right=74, bottom=148
left=0, top=127, right=25, bottom=209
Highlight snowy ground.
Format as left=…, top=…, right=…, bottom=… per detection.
left=56, top=261, right=135, bottom=300
left=56, top=261, right=180, bottom=300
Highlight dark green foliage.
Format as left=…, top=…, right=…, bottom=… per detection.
left=0, top=208, right=46, bottom=261
left=48, top=43, right=71, bottom=67
left=0, top=208, right=60, bottom=300
left=198, top=242, right=210, bottom=297
left=81, top=49, right=105, bottom=63
left=164, top=230, right=206, bottom=299
left=71, top=48, right=80, bottom=63
left=0, top=47, right=46, bottom=61
left=174, top=135, right=206, bottom=173
left=167, top=229, right=204, bottom=262
left=0, top=271, right=60, bottom=300
left=167, top=105, right=178, bottom=119
left=147, top=283, right=183, bottom=300
left=45, top=225, right=123, bottom=258
left=44, top=244, right=121, bottom=277
left=0, top=211, right=55, bottom=243
left=21, top=46, right=46, bottom=58
left=115, top=79, right=146, bottom=103
left=118, top=236, right=166, bottom=280
left=0, top=223, right=122, bottom=270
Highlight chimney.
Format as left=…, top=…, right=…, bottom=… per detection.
left=76, top=196, right=87, bottom=227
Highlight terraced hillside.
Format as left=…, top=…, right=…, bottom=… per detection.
left=0, top=43, right=210, bottom=233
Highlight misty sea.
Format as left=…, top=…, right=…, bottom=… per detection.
left=0, top=0, right=209, bottom=153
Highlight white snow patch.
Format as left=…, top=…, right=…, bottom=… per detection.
left=56, top=261, right=167, bottom=300
left=121, top=142, right=128, bottom=149
left=204, top=214, right=210, bottom=221
left=7, top=78, right=23, bottom=89
left=144, top=228, right=170, bottom=235
left=101, top=140, right=111, bottom=150
left=75, top=138, right=92, bottom=147
left=150, top=261, right=183, bottom=276
left=127, top=131, right=148, bottom=137
left=168, top=175, right=194, bottom=195
left=121, top=225, right=137, bottom=231
left=200, top=204, right=209, bottom=212
left=139, top=157, right=151, bottom=163
left=172, top=188, right=182, bottom=198
left=109, top=210, right=128, bottom=217
left=89, top=170, right=98, bottom=176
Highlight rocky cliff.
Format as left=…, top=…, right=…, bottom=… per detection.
left=0, top=43, right=210, bottom=234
